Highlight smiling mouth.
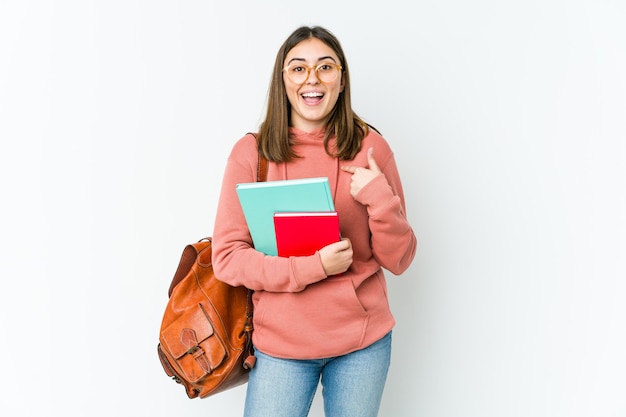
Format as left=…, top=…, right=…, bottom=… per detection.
left=301, top=92, right=324, bottom=103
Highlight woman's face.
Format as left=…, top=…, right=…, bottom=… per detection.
left=283, top=38, right=344, bottom=132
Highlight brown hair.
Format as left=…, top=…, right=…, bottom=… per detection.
left=257, top=26, right=371, bottom=162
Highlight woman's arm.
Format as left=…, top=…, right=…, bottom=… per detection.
left=342, top=147, right=417, bottom=275
left=211, top=135, right=329, bottom=292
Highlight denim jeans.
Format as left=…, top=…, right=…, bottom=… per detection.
left=243, top=331, right=392, bottom=417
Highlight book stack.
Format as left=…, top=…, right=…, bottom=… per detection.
left=236, top=177, right=340, bottom=256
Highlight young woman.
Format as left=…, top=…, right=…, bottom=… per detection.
left=212, top=25, right=417, bottom=417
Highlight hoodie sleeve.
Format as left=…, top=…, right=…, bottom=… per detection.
left=353, top=148, right=417, bottom=275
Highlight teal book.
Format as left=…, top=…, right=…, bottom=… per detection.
left=236, top=177, right=335, bottom=256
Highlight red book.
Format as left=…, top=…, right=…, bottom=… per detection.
left=273, top=211, right=341, bottom=257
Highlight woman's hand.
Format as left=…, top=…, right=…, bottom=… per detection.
left=319, top=238, right=353, bottom=276
left=341, top=147, right=381, bottom=198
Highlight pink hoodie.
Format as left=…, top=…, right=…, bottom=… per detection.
left=212, top=128, right=417, bottom=359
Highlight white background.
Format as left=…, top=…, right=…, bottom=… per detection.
left=1, top=1, right=625, bottom=416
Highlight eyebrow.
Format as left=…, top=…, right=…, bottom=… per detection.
left=286, top=55, right=337, bottom=65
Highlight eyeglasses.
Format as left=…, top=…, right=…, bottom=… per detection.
left=282, top=62, right=343, bottom=84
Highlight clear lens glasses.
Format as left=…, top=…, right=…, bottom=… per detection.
left=283, top=62, right=343, bottom=84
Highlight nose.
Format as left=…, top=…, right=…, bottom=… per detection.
left=305, top=67, right=320, bottom=84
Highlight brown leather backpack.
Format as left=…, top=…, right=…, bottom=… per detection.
left=157, top=238, right=255, bottom=398
left=157, top=139, right=267, bottom=399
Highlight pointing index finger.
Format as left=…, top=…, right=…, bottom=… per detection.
left=367, top=147, right=381, bottom=173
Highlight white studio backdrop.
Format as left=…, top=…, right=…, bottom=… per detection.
left=1, top=1, right=625, bottom=416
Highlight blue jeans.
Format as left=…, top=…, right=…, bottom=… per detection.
left=243, top=332, right=392, bottom=417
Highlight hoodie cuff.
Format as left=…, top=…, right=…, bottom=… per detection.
left=290, top=252, right=329, bottom=291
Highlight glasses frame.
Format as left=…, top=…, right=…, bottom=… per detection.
left=282, top=62, right=343, bottom=84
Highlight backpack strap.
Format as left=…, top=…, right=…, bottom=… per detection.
left=243, top=132, right=266, bottom=370
left=257, top=154, right=268, bottom=182
left=248, top=132, right=268, bottom=182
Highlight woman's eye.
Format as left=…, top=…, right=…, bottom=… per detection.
left=292, top=66, right=306, bottom=73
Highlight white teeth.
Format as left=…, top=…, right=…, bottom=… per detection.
left=302, top=92, right=323, bottom=98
